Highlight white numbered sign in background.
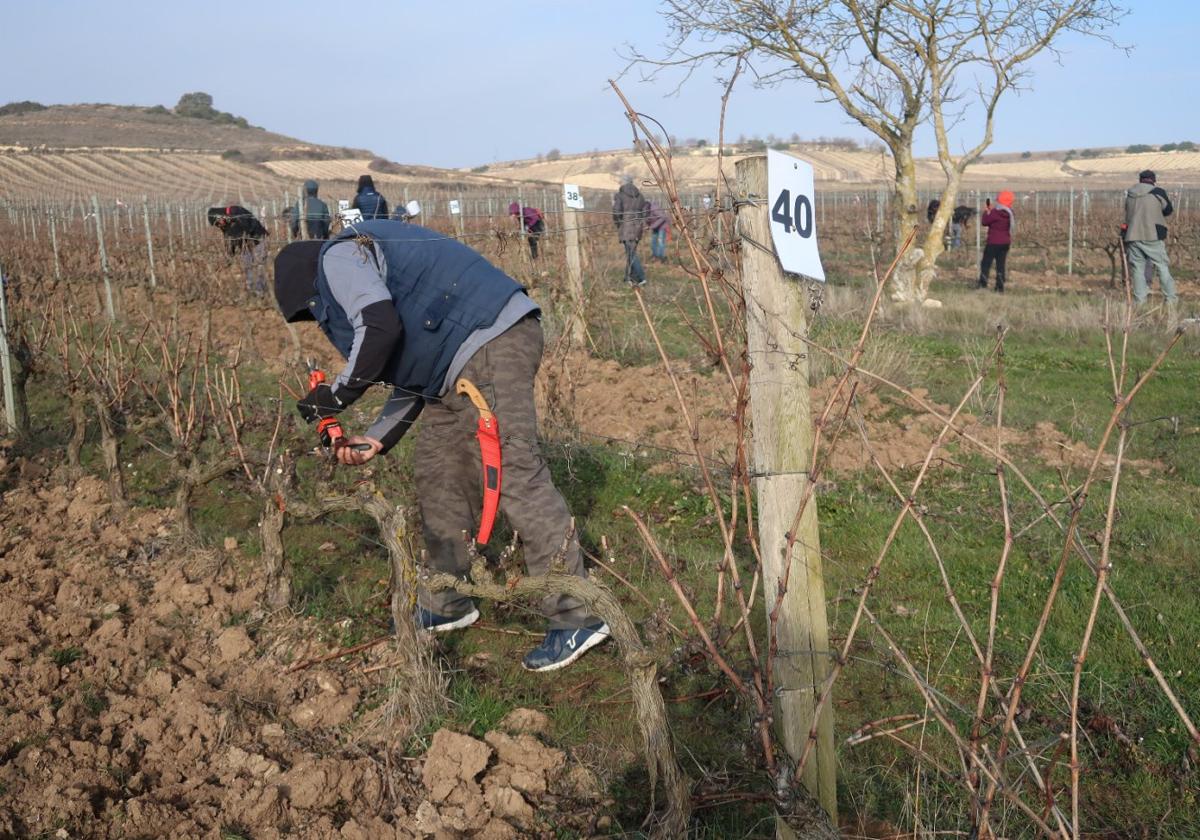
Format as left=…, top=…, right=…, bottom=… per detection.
left=448, top=199, right=462, bottom=216
left=766, top=149, right=825, bottom=282
left=563, top=183, right=585, bottom=210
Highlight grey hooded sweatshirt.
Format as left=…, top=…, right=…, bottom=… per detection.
left=1124, top=181, right=1173, bottom=242
left=292, top=179, right=331, bottom=240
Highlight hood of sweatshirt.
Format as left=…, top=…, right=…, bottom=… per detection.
left=1126, top=182, right=1155, bottom=199
left=304, top=179, right=319, bottom=196
left=618, top=182, right=641, bottom=198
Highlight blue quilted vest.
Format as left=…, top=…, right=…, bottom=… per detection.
left=311, top=220, right=523, bottom=398
left=355, top=190, right=388, bottom=220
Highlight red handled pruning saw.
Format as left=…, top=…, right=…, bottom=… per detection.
left=455, top=377, right=502, bottom=545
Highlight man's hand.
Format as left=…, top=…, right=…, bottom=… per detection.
left=334, top=435, right=383, bottom=466
left=297, top=383, right=343, bottom=423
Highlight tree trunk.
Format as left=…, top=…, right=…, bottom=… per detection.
left=292, top=490, right=448, bottom=736
left=174, top=454, right=241, bottom=534
left=66, top=389, right=87, bottom=477
left=174, top=473, right=195, bottom=532
left=916, top=174, right=966, bottom=301
left=261, top=455, right=295, bottom=609
left=90, top=393, right=127, bottom=513
left=889, top=149, right=923, bottom=302
left=9, top=331, right=32, bottom=438
left=260, top=493, right=291, bottom=608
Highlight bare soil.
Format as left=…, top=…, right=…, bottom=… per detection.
left=557, top=353, right=1156, bottom=477
left=0, top=458, right=605, bottom=838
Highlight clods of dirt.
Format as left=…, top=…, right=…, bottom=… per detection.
left=0, top=473, right=606, bottom=838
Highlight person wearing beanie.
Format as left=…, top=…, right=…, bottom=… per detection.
left=352, top=174, right=390, bottom=220
left=978, top=190, right=1015, bottom=292
left=508, top=201, right=545, bottom=259
left=272, top=221, right=610, bottom=672
left=1123, top=170, right=1176, bottom=307
left=291, top=179, right=331, bottom=240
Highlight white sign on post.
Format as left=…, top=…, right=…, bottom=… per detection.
left=448, top=199, right=462, bottom=216
left=766, top=149, right=825, bottom=282
left=563, top=184, right=585, bottom=210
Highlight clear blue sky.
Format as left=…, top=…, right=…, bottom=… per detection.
left=1, top=1, right=1196, bottom=167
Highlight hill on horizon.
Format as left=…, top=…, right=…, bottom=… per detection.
left=0, top=102, right=370, bottom=159
left=474, top=143, right=1200, bottom=191
left=2, top=100, right=1198, bottom=204
left=0, top=100, right=526, bottom=204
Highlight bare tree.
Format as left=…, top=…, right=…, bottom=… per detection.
left=630, top=0, right=1124, bottom=301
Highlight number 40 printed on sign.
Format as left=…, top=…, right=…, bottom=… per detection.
left=766, top=149, right=825, bottom=282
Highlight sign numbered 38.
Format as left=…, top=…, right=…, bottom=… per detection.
left=563, top=183, right=585, bottom=210
left=766, top=149, right=825, bottom=282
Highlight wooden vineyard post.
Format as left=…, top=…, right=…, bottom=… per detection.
left=164, top=204, right=175, bottom=265
left=298, top=187, right=309, bottom=240
left=142, top=195, right=157, bottom=289
left=975, top=190, right=982, bottom=263
left=1068, top=189, right=1076, bottom=276
left=0, top=263, right=16, bottom=435
left=91, top=195, right=116, bottom=320
left=48, top=209, right=62, bottom=283
left=562, top=196, right=586, bottom=349
left=735, top=156, right=837, bottom=823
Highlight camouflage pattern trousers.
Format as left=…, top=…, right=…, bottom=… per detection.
left=414, top=315, right=594, bottom=629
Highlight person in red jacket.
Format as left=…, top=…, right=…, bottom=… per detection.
left=979, top=190, right=1015, bottom=293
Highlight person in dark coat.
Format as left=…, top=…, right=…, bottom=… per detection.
left=271, top=222, right=610, bottom=672
left=291, top=179, right=331, bottom=240
left=207, top=205, right=269, bottom=293
left=508, top=202, right=545, bottom=259
left=352, top=175, right=390, bottom=220
left=978, top=190, right=1014, bottom=292
left=612, top=176, right=649, bottom=286
left=950, top=205, right=974, bottom=249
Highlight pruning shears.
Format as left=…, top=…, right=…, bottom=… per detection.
left=305, top=361, right=372, bottom=453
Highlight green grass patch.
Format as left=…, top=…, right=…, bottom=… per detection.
left=49, top=647, right=83, bottom=667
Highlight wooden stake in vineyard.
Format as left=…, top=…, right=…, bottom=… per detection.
left=0, top=264, right=17, bottom=435
left=736, top=155, right=837, bottom=821
left=48, top=208, right=62, bottom=284
left=561, top=185, right=587, bottom=349
left=91, top=195, right=116, bottom=320
left=142, top=195, right=157, bottom=289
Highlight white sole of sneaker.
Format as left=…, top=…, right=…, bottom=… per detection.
left=523, top=623, right=611, bottom=673
left=425, top=608, right=480, bottom=634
